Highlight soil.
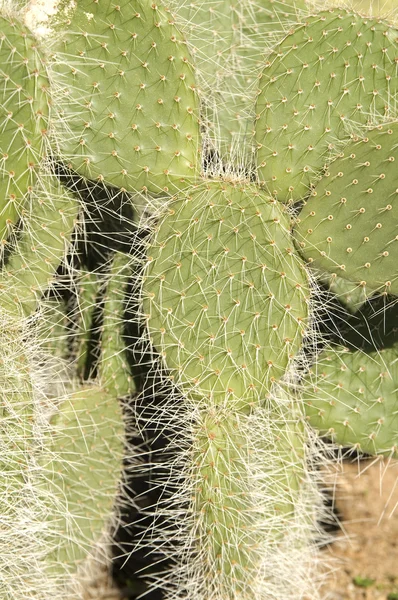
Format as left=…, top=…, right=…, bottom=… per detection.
left=322, top=458, right=398, bottom=600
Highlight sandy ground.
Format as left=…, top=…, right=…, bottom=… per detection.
left=322, top=458, right=398, bottom=600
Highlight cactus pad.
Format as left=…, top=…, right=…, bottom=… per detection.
left=0, top=13, right=50, bottom=242
left=0, top=174, right=79, bottom=317
left=190, top=404, right=308, bottom=597
left=255, top=9, right=398, bottom=202
left=143, top=180, right=309, bottom=409
left=100, top=252, right=135, bottom=397
left=295, top=123, right=398, bottom=296
left=39, top=385, right=125, bottom=574
left=303, top=344, right=398, bottom=457
left=51, top=0, right=200, bottom=194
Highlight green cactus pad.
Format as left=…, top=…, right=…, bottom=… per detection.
left=255, top=9, right=398, bottom=202
left=39, top=385, right=125, bottom=573
left=192, top=404, right=307, bottom=596
left=75, top=270, right=101, bottom=379
left=0, top=173, right=79, bottom=317
left=0, top=13, right=50, bottom=242
left=295, top=123, right=398, bottom=296
left=50, top=0, right=200, bottom=194
left=99, top=252, right=135, bottom=397
left=302, top=344, right=398, bottom=457
left=172, top=0, right=306, bottom=163
left=143, top=180, right=309, bottom=410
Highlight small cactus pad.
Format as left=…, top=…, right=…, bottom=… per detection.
left=255, top=9, right=398, bottom=202
left=302, top=344, right=398, bottom=457
left=38, top=385, right=125, bottom=574
left=99, top=252, right=135, bottom=397
left=50, top=0, right=200, bottom=194
left=294, top=124, right=398, bottom=296
left=167, top=401, right=313, bottom=599
left=0, top=13, right=50, bottom=242
left=193, top=408, right=259, bottom=595
left=0, top=174, right=79, bottom=317
left=143, top=180, right=309, bottom=409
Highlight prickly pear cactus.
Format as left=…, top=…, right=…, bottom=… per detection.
left=302, top=344, right=398, bottom=457
left=295, top=123, right=398, bottom=296
left=255, top=8, right=398, bottom=202
left=1, top=1, right=398, bottom=599
left=50, top=0, right=201, bottom=194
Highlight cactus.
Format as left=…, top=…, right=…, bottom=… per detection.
left=49, top=0, right=201, bottom=194
left=294, top=122, right=398, bottom=296
left=255, top=8, right=398, bottom=202
left=302, top=343, right=398, bottom=457
left=143, top=180, right=309, bottom=405
left=0, top=11, right=50, bottom=243
left=0, top=1, right=398, bottom=599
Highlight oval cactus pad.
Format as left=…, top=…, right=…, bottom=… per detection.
left=143, top=180, right=309, bottom=409
left=0, top=14, right=50, bottom=242
left=303, top=344, right=398, bottom=457
left=51, top=0, right=201, bottom=194
left=295, top=123, right=398, bottom=296
left=255, top=9, right=398, bottom=202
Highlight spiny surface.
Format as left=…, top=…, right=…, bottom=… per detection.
left=319, top=272, right=369, bottom=313
left=50, top=0, right=200, bottom=194
left=0, top=13, right=50, bottom=242
left=189, top=404, right=309, bottom=599
left=255, top=9, right=398, bottom=202
left=303, top=344, right=398, bottom=457
left=0, top=173, right=79, bottom=317
left=143, top=180, right=309, bottom=409
left=295, top=123, right=398, bottom=296
left=0, top=320, right=32, bottom=490
left=99, top=252, right=135, bottom=397
left=171, top=0, right=306, bottom=164
left=38, top=386, right=125, bottom=575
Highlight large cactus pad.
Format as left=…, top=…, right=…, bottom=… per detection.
left=143, top=180, right=309, bottom=409
left=51, top=0, right=201, bottom=194
left=255, top=9, right=398, bottom=202
left=295, top=123, right=398, bottom=296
